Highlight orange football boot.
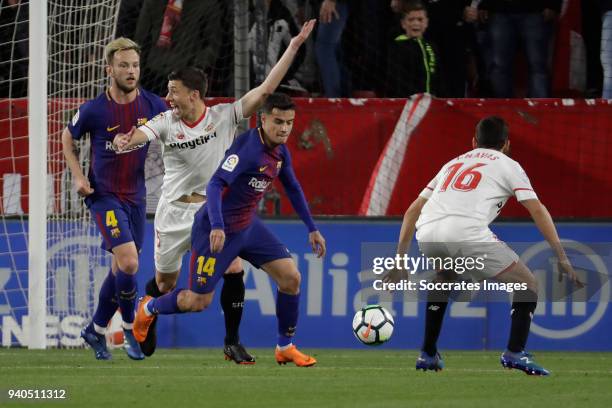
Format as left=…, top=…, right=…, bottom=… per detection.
left=133, top=295, right=155, bottom=343
left=275, top=345, right=317, bottom=367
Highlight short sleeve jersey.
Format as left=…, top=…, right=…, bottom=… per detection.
left=417, top=148, right=538, bottom=228
left=139, top=101, right=243, bottom=202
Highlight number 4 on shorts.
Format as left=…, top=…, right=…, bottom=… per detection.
left=106, top=210, right=118, bottom=227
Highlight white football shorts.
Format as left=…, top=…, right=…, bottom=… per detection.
left=416, top=216, right=519, bottom=279
left=154, top=196, right=204, bottom=274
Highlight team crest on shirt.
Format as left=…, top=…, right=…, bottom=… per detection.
left=204, top=123, right=215, bottom=133
left=177, top=133, right=185, bottom=140
left=110, top=228, right=121, bottom=238
left=222, top=154, right=239, bottom=172
left=149, top=112, right=165, bottom=123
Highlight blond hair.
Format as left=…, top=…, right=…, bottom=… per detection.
left=104, top=37, right=140, bottom=65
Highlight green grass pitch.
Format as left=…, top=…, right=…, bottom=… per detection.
left=1, top=348, right=611, bottom=408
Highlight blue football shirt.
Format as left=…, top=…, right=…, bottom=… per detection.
left=67, top=88, right=166, bottom=204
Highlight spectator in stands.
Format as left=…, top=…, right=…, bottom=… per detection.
left=248, top=0, right=307, bottom=93
left=388, top=0, right=476, bottom=97
left=463, top=1, right=495, bottom=97
left=580, top=0, right=602, bottom=98
left=601, top=0, right=612, bottom=98
left=0, top=0, right=28, bottom=98
left=289, top=0, right=320, bottom=93
left=315, top=0, right=350, bottom=97
left=134, top=0, right=224, bottom=96
left=388, top=0, right=413, bottom=41
left=346, top=0, right=392, bottom=96
left=422, top=0, right=473, bottom=97
left=286, top=0, right=306, bottom=25
left=390, top=0, right=404, bottom=14
left=116, top=0, right=144, bottom=40
left=385, top=0, right=439, bottom=97
left=480, top=0, right=561, bottom=98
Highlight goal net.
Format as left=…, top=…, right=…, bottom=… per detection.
left=0, top=0, right=250, bottom=348
left=0, top=0, right=121, bottom=348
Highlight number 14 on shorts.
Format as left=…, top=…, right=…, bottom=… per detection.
left=196, top=256, right=216, bottom=284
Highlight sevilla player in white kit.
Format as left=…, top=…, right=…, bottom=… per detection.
left=114, top=20, right=316, bottom=363
left=390, top=116, right=583, bottom=376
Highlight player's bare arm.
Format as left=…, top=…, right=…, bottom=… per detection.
left=113, top=126, right=147, bottom=151
left=521, top=198, right=585, bottom=287
left=309, top=230, right=326, bottom=258
left=383, top=196, right=428, bottom=284
left=61, top=127, right=94, bottom=196
left=396, top=196, right=428, bottom=256
left=239, top=19, right=315, bottom=118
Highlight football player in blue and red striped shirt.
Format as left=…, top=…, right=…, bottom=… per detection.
left=134, top=93, right=326, bottom=366
left=61, top=37, right=166, bottom=361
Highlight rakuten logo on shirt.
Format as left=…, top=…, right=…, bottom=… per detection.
left=248, top=177, right=270, bottom=192
left=105, top=140, right=147, bottom=153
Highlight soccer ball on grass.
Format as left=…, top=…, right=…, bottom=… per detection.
left=352, top=305, right=394, bottom=346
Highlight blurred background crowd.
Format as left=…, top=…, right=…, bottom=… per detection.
left=1, top=0, right=610, bottom=99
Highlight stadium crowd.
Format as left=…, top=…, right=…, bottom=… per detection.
left=0, top=0, right=610, bottom=99
left=111, top=0, right=612, bottom=99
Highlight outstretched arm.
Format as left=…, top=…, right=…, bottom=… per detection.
left=521, top=199, right=584, bottom=287
left=113, top=127, right=150, bottom=152
left=240, top=19, right=315, bottom=118
left=382, top=196, right=428, bottom=283
left=396, top=197, right=428, bottom=256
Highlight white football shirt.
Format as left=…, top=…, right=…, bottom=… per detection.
left=139, top=102, right=243, bottom=202
left=416, top=148, right=537, bottom=228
